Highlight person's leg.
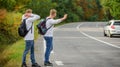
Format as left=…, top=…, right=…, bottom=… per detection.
left=22, top=40, right=31, bottom=64
left=30, top=40, right=41, bottom=67
left=30, top=40, right=36, bottom=64
left=44, top=37, right=53, bottom=63
left=50, top=37, right=53, bottom=52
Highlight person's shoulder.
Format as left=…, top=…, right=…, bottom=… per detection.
left=47, top=18, right=54, bottom=22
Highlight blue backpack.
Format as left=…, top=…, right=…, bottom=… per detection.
left=37, top=18, right=52, bottom=35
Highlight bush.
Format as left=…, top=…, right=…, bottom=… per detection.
left=26, top=0, right=56, bottom=18
left=0, top=12, right=22, bottom=44
left=88, top=14, right=99, bottom=21
left=0, top=40, right=24, bottom=67
left=68, top=12, right=80, bottom=22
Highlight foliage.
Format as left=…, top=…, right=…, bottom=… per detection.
left=75, top=0, right=104, bottom=21
left=0, top=11, right=22, bottom=44
left=101, top=0, right=120, bottom=20
left=52, top=0, right=104, bottom=21
left=0, top=0, right=105, bottom=21
left=26, top=0, right=56, bottom=18
left=0, top=0, right=16, bottom=11
left=0, top=40, right=24, bottom=67
left=0, top=0, right=31, bottom=11
left=52, top=0, right=84, bottom=22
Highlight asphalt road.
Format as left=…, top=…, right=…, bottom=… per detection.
left=31, top=22, right=120, bottom=67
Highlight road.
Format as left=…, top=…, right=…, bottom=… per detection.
left=31, top=22, right=120, bottom=67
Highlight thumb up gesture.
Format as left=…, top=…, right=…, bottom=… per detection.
left=61, top=14, right=68, bottom=21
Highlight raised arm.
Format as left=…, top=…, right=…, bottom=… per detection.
left=29, top=14, right=40, bottom=22
left=49, top=19, right=62, bottom=25
left=50, top=14, right=67, bottom=25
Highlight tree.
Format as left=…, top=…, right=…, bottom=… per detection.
left=0, top=0, right=16, bottom=11
left=101, top=0, right=120, bottom=20
left=75, top=0, right=104, bottom=21
left=26, top=0, right=56, bottom=18
left=52, top=0, right=84, bottom=22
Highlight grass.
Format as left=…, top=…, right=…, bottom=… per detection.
left=0, top=20, right=40, bottom=67
left=0, top=39, right=25, bottom=67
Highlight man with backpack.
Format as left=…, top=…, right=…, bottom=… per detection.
left=21, top=9, right=41, bottom=67
left=43, top=9, right=67, bottom=66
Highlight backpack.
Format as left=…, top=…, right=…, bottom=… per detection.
left=18, top=19, right=33, bottom=37
left=37, top=18, right=52, bottom=35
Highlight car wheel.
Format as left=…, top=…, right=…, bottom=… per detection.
left=104, top=31, right=107, bottom=36
left=108, top=31, right=112, bottom=38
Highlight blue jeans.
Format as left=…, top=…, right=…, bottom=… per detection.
left=22, top=40, right=36, bottom=64
left=44, top=36, right=53, bottom=63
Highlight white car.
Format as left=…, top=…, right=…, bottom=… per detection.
left=104, top=20, right=120, bottom=37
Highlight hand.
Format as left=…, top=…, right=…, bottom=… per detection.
left=63, top=14, right=67, bottom=19
left=61, top=14, right=68, bottom=20
left=25, top=13, right=32, bottom=18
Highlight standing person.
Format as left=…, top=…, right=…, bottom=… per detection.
left=21, top=9, right=41, bottom=67
left=44, top=9, right=67, bottom=66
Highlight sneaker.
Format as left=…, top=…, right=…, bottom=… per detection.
left=32, top=63, right=41, bottom=67
left=44, top=61, right=53, bottom=66
left=21, top=63, right=27, bottom=67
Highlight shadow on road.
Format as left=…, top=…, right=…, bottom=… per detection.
left=111, top=35, right=120, bottom=38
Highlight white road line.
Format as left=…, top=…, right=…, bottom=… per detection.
left=43, top=38, right=54, bottom=54
left=43, top=38, right=46, bottom=53
left=77, top=23, right=120, bottom=49
left=43, top=38, right=54, bottom=61
left=51, top=51, right=54, bottom=53
left=43, top=39, right=46, bottom=61
left=55, top=61, right=64, bottom=66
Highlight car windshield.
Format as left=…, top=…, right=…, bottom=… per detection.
left=114, top=21, right=120, bottom=25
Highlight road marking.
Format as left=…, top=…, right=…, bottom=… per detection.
left=43, top=39, right=46, bottom=53
left=77, top=23, right=120, bottom=49
left=43, top=38, right=54, bottom=61
left=51, top=51, right=54, bottom=53
left=55, top=61, right=64, bottom=66
left=43, top=38, right=54, bottom=54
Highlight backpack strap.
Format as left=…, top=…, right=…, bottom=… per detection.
left=45, top=18, right=53, bottom=30
left=25, top=19, right=33, bottom=33
left=30, top=22, right=33, bottom=33
left=47, top=24, right=53, bottom=30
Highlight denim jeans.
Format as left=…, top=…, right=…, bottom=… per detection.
left=44, top=36, right=53, bottom=62
left=22, top=40, right=36, bottom=64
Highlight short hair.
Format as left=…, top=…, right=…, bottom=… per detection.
left=26, top=9, right=32, bottom=13
left=50, top=9, right=57, bottom=15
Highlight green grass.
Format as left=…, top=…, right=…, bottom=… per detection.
left=0, top=39, right=25, bottom=67
left=0, top=21, right=40, bottom=67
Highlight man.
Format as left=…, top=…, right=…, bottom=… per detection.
left=43, top=9, right=67, bottom=66
left=21, top=9, right=41, bottom=67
